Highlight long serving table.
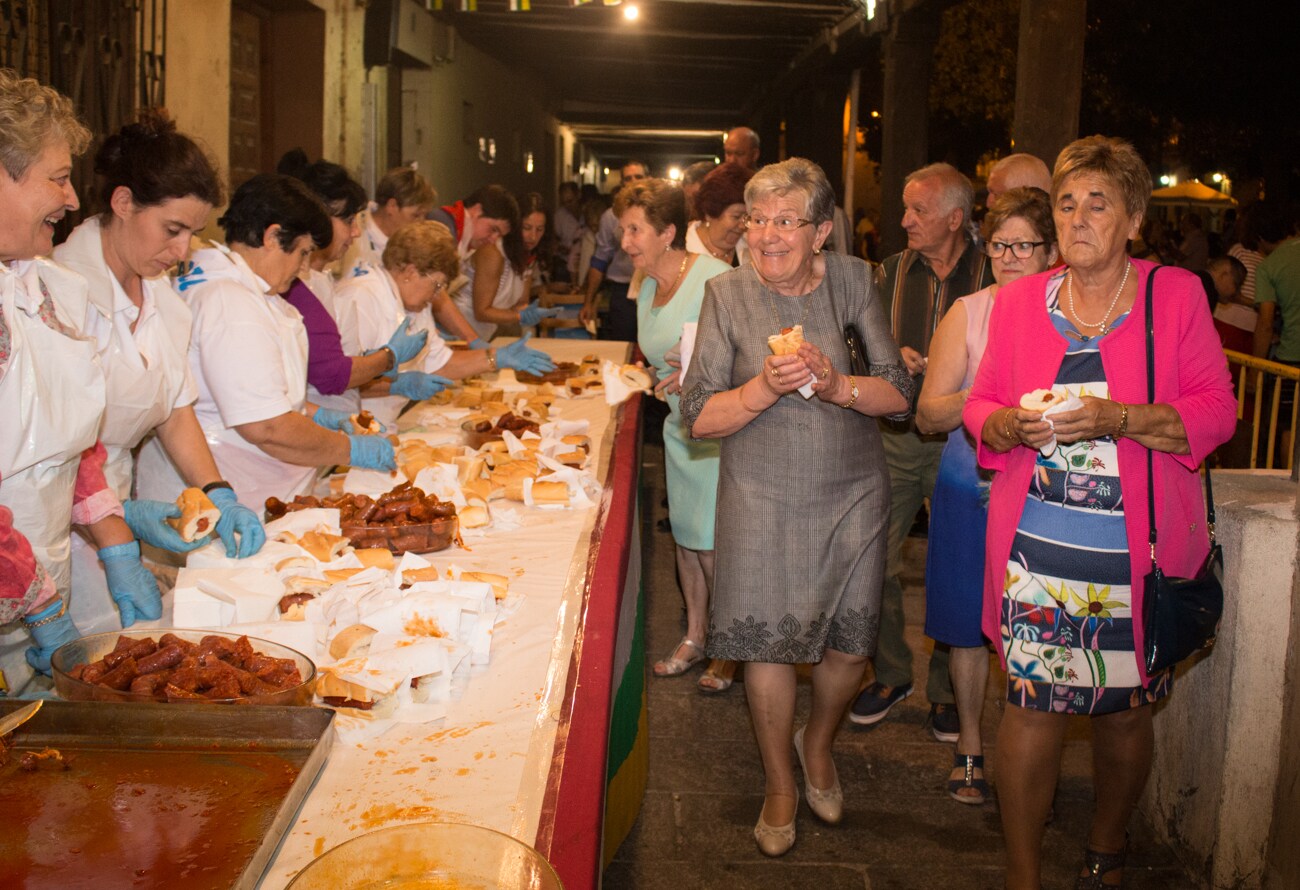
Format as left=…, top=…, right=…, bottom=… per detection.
left=258, top=338, right=648, bottom=889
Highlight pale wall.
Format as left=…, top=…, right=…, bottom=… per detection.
left=164, top=0, right=231, bottom=211
left=398, top=32, right=560, bottom=207
left=1142, top=470, right=1300, bottom=889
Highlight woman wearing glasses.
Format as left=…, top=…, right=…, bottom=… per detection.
left=682, top=158, right=912, bottom=856
left=915, top=188, right=1058, bottom=807
left=334, top=220, right=554, bottom=428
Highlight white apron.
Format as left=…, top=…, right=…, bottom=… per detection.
left=0, top=260, right=106, bottom=693
left=137, top=245, right=316, bottom=515
left=354, top=268, right=416, bottom=430
left=54, top=220, right=195, bottom=633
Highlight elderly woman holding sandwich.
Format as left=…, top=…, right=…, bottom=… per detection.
left=682, top=158, right=912, bottom=857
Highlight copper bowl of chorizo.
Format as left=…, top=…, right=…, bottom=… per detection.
left=50, top=629, right=316, bottom=706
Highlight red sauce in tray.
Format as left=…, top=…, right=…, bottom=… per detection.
left=0, top=747, right=301, bottom=889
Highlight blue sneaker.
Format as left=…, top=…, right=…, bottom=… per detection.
left=848, top=681, right=914, bottom=726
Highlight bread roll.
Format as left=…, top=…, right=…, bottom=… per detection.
left=328, top=623, right=378, bottom=661
left=401, top=566, right=444, bottom=586
left=168, top=488, right=222, bottom=542
left=354, top=548, right=395, bottom=571
left=298, top=530, right=352, bottom=562
left=1019, top=388, right=1068, bottom=412
left=350, top=410, right=382, bottom=435
left=618, top=364, right=654, bottom=392
left=767, top=325, right=805, bottom=356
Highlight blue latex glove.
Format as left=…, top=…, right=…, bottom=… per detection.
left=390, top=371, right=454, bottom=401
left=468, top=338, right=491, bottom=350
left=208, top=486, right=266, bottom=559
left=99, top=541, right=163, bottom=628
left=24, top=603, right=81, bottom=675
left=349, top=434, right=396, bottom=471
left=385, top=318, right=428, bottom=365
left=518, top=301, right=559, bottom=327
left=496, top=334, right=557, bottom=375
left=122, top=498, right=209, bottom=553
left=313, top=406, right=354, bottom=432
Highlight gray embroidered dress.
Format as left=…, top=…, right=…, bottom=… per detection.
left=681, top=252, right=911, bottom=663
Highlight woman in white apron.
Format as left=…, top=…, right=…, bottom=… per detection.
left=275, top=150, right=429, bottom=417
left=0, top=71, right=159, bottom=692
left=136, top=173, right=398, bottom=515
left=54, top=112, right=268, bottom=635
left=334, top=221, right=557, bottom=429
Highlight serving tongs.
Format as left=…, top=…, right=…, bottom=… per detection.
left=0, top=700, right=43, bottom=738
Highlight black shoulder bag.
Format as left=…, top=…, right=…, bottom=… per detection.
left=1141, top=266, right=1225, bottom=674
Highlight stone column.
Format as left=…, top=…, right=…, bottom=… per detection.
left=1011, top=0, right=1086, bottom=168
left=878, top=7, right=940, bottom=257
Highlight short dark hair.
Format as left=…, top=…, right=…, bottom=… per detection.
left=217, top=173, right=333, bottom=251
left=1208, top=254, right=1247, bottom=290
left=95, top=108, right=223, bottom=210
left=465, top=184, right=520, bottom=229
left=276, top=149, right=367, bottom=219
left=613, top=179, right=687, bottom=249
left=695, top=162, right=754, bottom=221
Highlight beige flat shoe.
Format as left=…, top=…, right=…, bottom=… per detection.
left=753, top=791, right=798, bottom=857
left=794, top=725, right=843, bottom=825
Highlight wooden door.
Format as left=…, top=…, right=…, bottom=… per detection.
left=229, top=6, right=262, bottom=191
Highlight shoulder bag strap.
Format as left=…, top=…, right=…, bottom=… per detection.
left=1146, top=265, right=1159, bottom=567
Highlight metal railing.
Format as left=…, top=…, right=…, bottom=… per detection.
left=1222, top=350, right=1300, bottom=472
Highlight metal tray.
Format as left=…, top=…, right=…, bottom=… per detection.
left=0, top=699, right=333, bottom=890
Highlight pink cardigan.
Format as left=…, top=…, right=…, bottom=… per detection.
left=962, top=259, right=1235, bottom=682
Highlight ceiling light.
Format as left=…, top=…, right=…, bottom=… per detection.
left=623, top=4, right=639, bottom=21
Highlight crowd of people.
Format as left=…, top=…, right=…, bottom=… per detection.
left=0, top=67, right=1251, bottom=889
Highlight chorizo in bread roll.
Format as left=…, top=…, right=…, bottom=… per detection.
left=298, top=530, right=352, bottom=563
left=1019, top=388, right=1068, bottom=412
left=350, top=410, right=382, bottom=435
left=168, top=487, right=222, bottom=542
left=767, top=324, right=805, bottom=356
left=328, top=623, right=378, bottom=661
left=619, top=364, right=654, bottom=392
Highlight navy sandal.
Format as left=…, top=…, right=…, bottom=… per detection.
left=1075, top=838, right=1127, bottom=889
left=946, top=752, right=988, bottom=805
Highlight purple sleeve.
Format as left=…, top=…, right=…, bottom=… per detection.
left=282, top=279, right=354, bottom=395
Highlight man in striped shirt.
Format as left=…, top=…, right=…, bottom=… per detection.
left=850, top=163, right=993, bottom=739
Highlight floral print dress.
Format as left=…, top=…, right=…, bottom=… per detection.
left=1001, top=275, right=1171, bottom=714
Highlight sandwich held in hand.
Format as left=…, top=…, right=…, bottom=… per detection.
left=350, top=410, right=382, bottom=435
left=767, top=325, right=815, bottom=398
left=169, top=488, right=222, bottom=542
left=1018, top=386, right=1085, bottom=456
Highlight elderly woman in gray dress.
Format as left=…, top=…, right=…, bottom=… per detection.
left=681, top=158, right=912, bottom=857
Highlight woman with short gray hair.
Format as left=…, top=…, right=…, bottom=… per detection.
left=682, top=157, right=912, bottom=856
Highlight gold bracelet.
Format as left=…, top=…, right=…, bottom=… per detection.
left=1115, top=402, right=1129, bottom=439
left=486, top=348, right=498, bottom=371
left=838, top=375, right=858, bottom=409
left=23, top=597, right=68, bottom=628
left=1002, top=408, right=1018, bottom=444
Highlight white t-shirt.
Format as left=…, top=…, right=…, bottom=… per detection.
left=450, top=243, right=525, bottom=341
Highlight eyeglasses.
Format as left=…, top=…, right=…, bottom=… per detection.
left=743, top=216, right=812, bottom=233
left=985, top=240, right=1046, bottom=259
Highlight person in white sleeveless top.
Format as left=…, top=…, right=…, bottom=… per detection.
left=451, top=192, right=558, bottom=340
left=54, top=111, right=267, bottom=636
left=917, top=188, right=1059, bottom=807
left=0, top=70, right=156, bottom=691
left=136, top=174, right=398, bottom=515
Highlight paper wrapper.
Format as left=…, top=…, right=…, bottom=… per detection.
left=601, top=360, right=651, bottom=405
left=1033, top=389, right=1085, bottom=456
left=679, top=322, right=697, bottom=380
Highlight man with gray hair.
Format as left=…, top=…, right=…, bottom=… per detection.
left=723, top=127, right=760, bottom=169
left=849, top=162, right=993, bottom=741
left=986, top=152, right=1052, bottom=202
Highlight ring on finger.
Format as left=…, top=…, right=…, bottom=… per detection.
left=769, top=367, right=780, bottom=378
left=819, top=365, right=830, bottom=380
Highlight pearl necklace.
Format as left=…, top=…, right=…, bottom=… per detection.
left=699, top=222, right=732, bottom=261
left=1067, top=260, right=1131, bottom=335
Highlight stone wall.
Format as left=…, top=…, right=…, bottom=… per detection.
left=1142, top=470, right=1300, bottom=889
